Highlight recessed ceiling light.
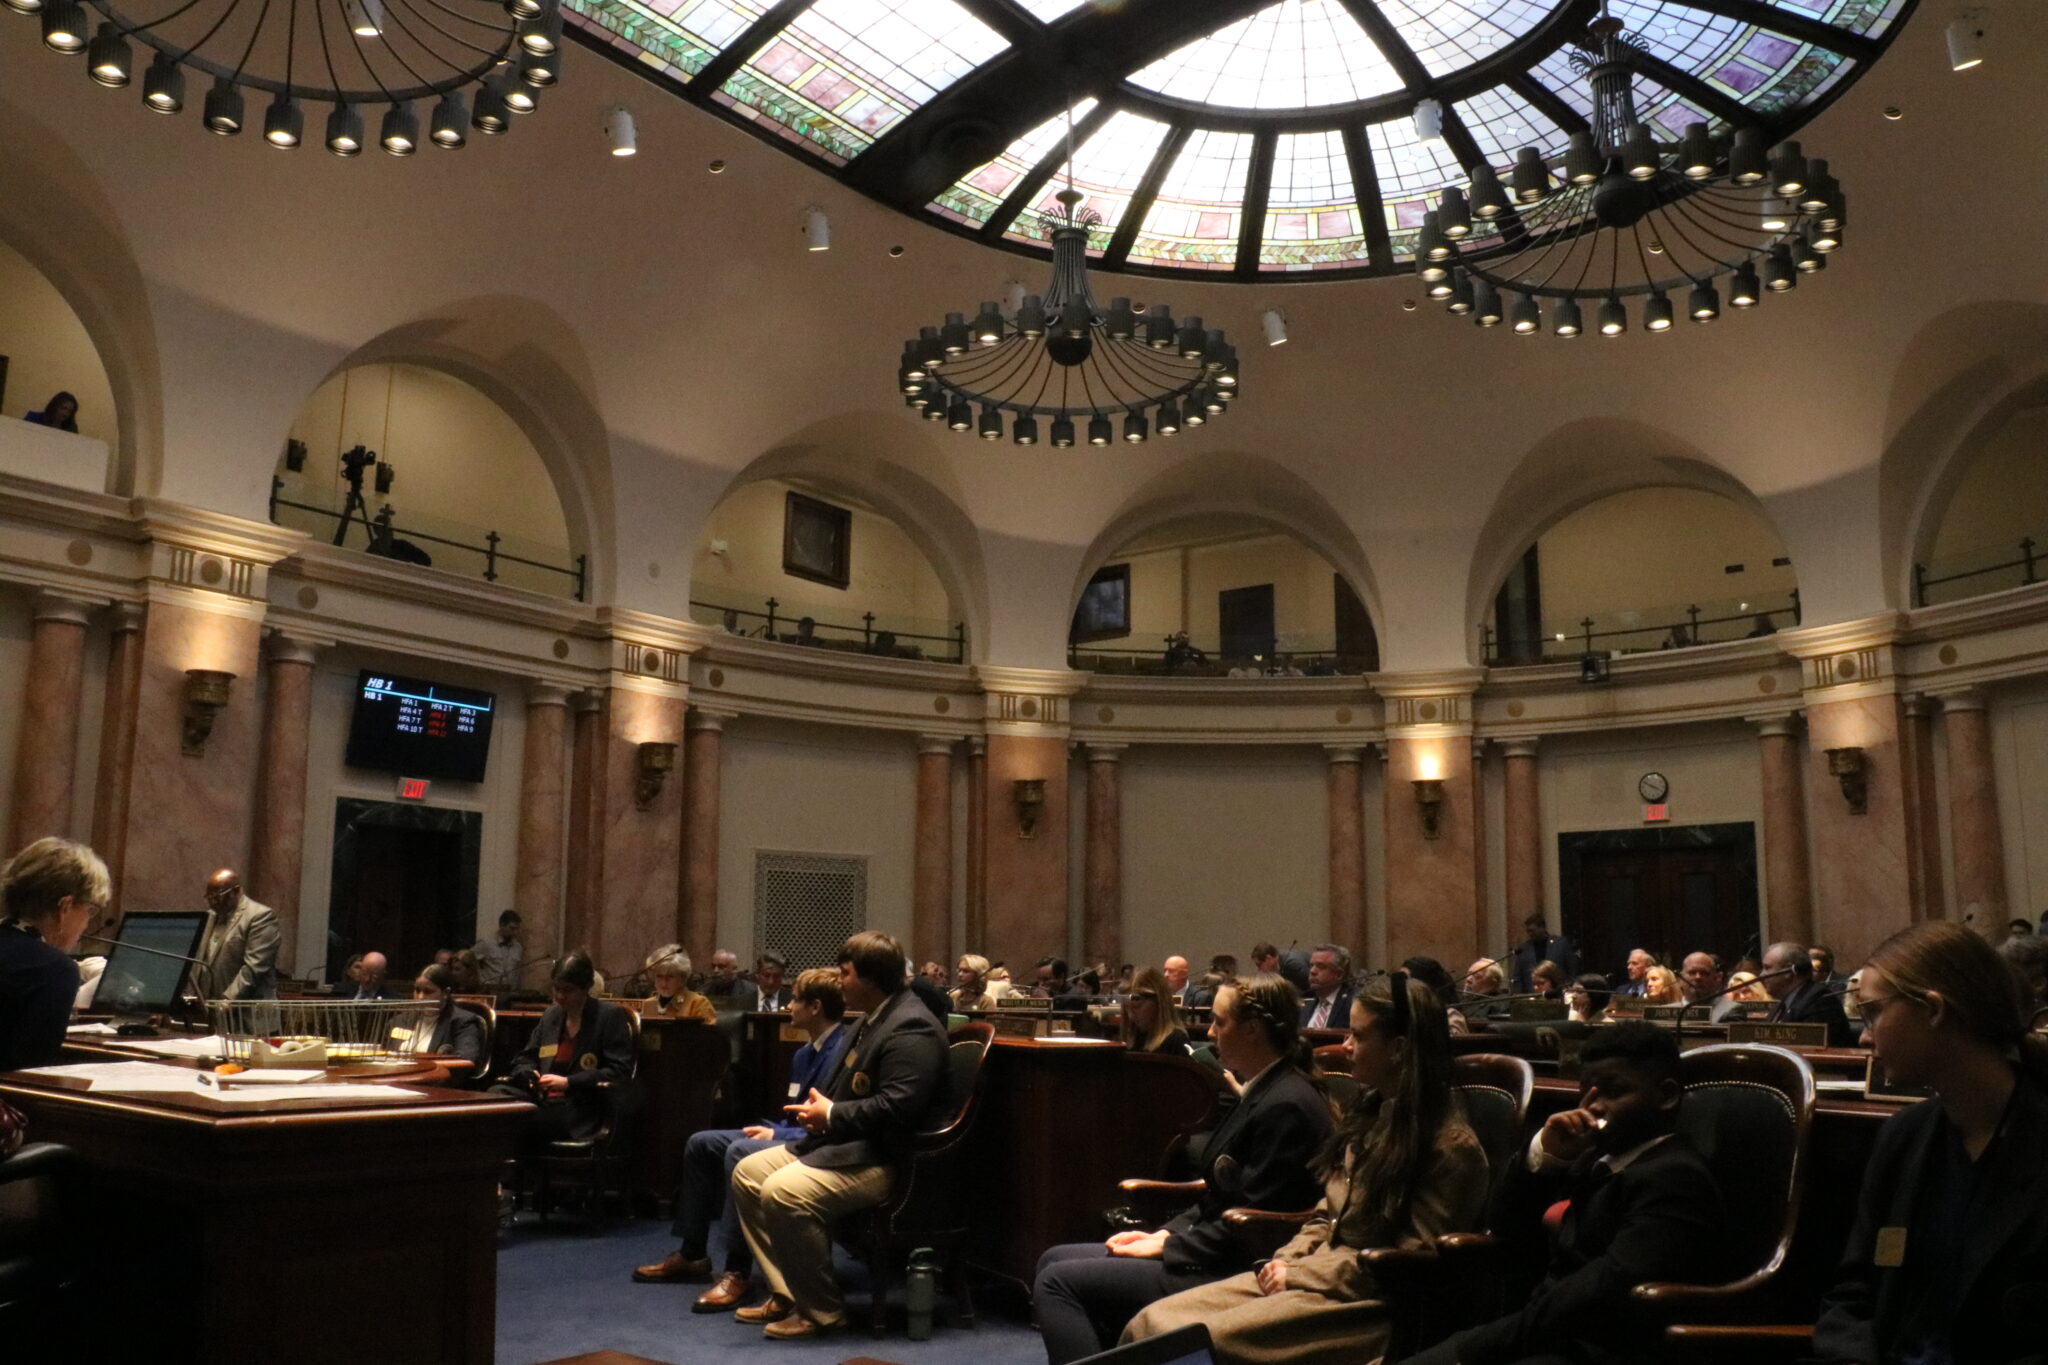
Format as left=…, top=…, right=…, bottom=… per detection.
left=708, top=158, right=726, bottom=172
left=888, top=245, right=905, bottom=257
left=1883, top=105, right=1903, bottom=119
left=1401, top=299, right=1417, bottom=312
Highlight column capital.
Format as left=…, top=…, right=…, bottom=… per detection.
left=1934, top=685, right=1989, bottom=715
left=917, top=733, right=958, bottom=756
left=1748, top=712, right=1801, bottom=738
left=265, top=633, right=324, bottom=667
left=108, top=601, right=145, bottom=635
left=1500, top=737, right=1540, bottom=759
left=689, top=707, right=740, bottom=733
left=1323, top=744, right=1365, bottom=764
left=967, top=735, right=988, bottom=757
left=31, top=590, right=96, bottom=626
left=526, top=681, right=573, bottom=708
left=1084, top=742, right=1128, bottom=763
left=573, top=689, right=606, bottom=716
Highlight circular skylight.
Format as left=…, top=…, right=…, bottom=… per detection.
left=564, top=0, right=1914, bottom=279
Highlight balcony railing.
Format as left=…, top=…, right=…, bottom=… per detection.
left=1069, top=630, right=1377, bottom=677
left=689, top=591, right=967, bottom=664
left=270, top=473, right=587, bottom=601
left=1915, top=531, right=2044, bottom=606
left=1483, top=590, right=1801, bottom=667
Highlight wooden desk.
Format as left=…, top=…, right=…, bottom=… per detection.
left=738, top=1010, right=806, bottom=1124
left=628, top=1017, right=730, bottom=1204
left=0, top=1066, right=528, bottom=1365
left=965, top=1039, right=1227, bottom=1288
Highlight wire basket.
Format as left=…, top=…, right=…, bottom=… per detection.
left=209, top=999, right=441, bottom=1065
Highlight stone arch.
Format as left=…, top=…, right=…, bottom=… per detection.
left=0, top=96, right=164, bottom=496
left=1465, top=418, right=1789, bottom=657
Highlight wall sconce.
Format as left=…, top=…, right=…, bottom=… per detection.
left=1825, top=746, right=1868, bottom=815
left=1012, top=778, right=1046, bottom=839
left=181, top=669, right=236, bottom=757
left=635, top=741, right=677, bottom=809
left=1412, top=778, right=1445, bottom=839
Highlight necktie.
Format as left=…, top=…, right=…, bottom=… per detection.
left=1312, top=996, right=1331, bottom=1028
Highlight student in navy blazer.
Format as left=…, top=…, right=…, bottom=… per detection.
left=632, top=968, right=853, bottom=1307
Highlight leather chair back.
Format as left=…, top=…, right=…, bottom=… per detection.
left=1673, top=1044, right=1814, bottom=1285
left=1452, top=1053, right=1535, bottom=1182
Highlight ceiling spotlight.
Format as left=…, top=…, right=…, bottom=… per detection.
left=203, top=74, right=244, bottom=134
left=517, top=3, right=562, bottom=54
left=380, top=102, right=418, bottom=155
left=325, top=102, right=364, bottom=156
left=87, top=21, right=132, bottom=86
left=1412, top=97, right=1444, bottom=144
left=606, top=105, right=636, bottom=155
left=40, top=0, right=87, bottom=52
left=1883, top=105, right=1904, bottom=120
left=142, top=52, right=184, bottom=112
left=345, top=0, right=383, bottom=37
left=1946, top=12, right=1985, bottom=70
left=430, top=90, right=468, bottom=148
left=263, top=93, right=303, bottom=148
left=804, top=206, right=831, bottom=252
left=1261, top=309, right=1287, bottom=347
left=709, top=159, right=727, bottom=173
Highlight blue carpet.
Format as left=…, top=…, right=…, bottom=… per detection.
left=496, top=1215, right=1047, bottom=1365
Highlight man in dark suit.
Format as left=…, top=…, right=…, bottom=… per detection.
left=1405, top=1023, right=1727, bottom=1365
left=1298, top=943, right=1354, bottom=1029
left=746, top=951, right=791, bottom=1011
left=1762, top=940, right=1852, bottom=1046
left=728, top=931, right=947, bottom=1339
left=200, top=867, right=280, bottom=1000
left=1250, top=941, right=1312, bottom=994
left=1510, top=913, right=1581, bottom=993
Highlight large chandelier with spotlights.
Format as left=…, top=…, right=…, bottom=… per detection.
left=1418, top=8, right=1845, bottom=337
left=5, top=0, right=561, bottom=156
left=899, top=173, right=1239, bottom=447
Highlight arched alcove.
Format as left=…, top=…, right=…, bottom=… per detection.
left=273, top=362, right=585, bottom=599
left=0, top=238, right=116, bottom=449
left=1069, top=512, right=1378, bottom=676
left=1916, top=404, right=2048, bottom=605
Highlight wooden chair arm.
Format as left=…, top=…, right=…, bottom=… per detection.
left=1115, top=1178, right=1206, bottom=1226
left=1221, top=1206, right=1318, bottom=1258
left=1667, top=1325, right=1815, bottom=1341
left=1118, top=1178, right=1206, bottom=1196
left=1666, top=1323, right=1815, bottom=1361
left=1633, top=1270, right=1780, bottom=1307
left=1221, top=1208, right=1316, bottom=1229
left=1434, top=1231, right=1502, bottom=1255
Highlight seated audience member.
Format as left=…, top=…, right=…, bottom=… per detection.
left=1405, top=956, right=1468, bottom=1035
left=450, top=948, right=485, bottom=995
left=1125, top=974, right=1488, bottom=1365
left=1404, top=1023, right=1727, bottom=1365
left=728, top=931, right=947, bottom=1339
left=1032, top=974, right=1334, bottom=1364
left=0, top=837, right=109, bottom=1072
left=1997, top=933, right=2048, bottom=1013
left=1463, top=959, right=1509, bottom=1021
left=472, top=909, right=524, bottom=990
left=1809, top=943, right=1850, bottom=988
left=920, top=960, right=947, bottom=988
left=1122, top=966, right=1192, bottom=1056
left=1163, top=955, right=1191, bottom=1002
left=1530, top=959, right=1569, bottom=1000
left=1725, top=970, right=1773, bottom=1004
left=1641, top=964, right=1684, bottom=1005
left=23, top=391, right=80, bottom=432
left=1033, top=956, right=1072, bottom=1000
left=1761, top=940, right=1853, bottom=1046
left=986, top=965, right=1016, bottom=999
left=1567, top=973, right=1612, bottom=1024
left=344, top=951, right=392, bottom=1000
left=1815, top=921, right=2048, bottom=1365
left=1253, top=941, right=1313, bottom=994
left=1679, top=952, right=1744, bottom=1022
left=497, top=952, right=635, bottom=1146
left=747, top=952, right=791, bottom=1011
left=1188, top=954, right=1238, bottom=1008
left=702, top=949, right=744, bottom=999
left=2008, top=918, right=2035, bottom=942
left=1614, top=949, right=1653, bottom=998
left=404, top=963, right=490, bottom=1077
left=639, top=945, right=716, bottom=1020
left=1301, top=944, right=1355, bottom=1030
left=634, top=968, right=852, bottom=1308
left=952, top=953, right=996, bottom=1011
left=1510, top=914, right=1580, bottom=993
left=908, top=959, right=959, bottom=1022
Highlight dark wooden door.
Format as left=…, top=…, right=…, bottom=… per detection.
left=1572, top=842, right=1750, bottom=979
left=1333, top=574, right=1380, bottom=670
left=1218, top=583, right=1276, bottom=659
left=343, top=824, right=464, bottom=981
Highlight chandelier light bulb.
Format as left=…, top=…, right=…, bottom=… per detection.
left=346, top=0, right=383, bottom=37
left=973, top=301, right=1004, bottom=345
left=1768, top=140, right=1807, bottom=196
left=1438, top=185, right=1472, bottom=239
left=940, top=313, right=969, bottom=355
left=1051, top=417, right=1076, bottom=448
left=946, top=399, right=971, bottom=431
left=1122, top=412, right=1148, bottom=443
left=921, top=400, right=946, bottom=422
left=1762, top=245, right=1797, bottom=292
left=1564, top=130, right=1600, bottom=185
left=978, top=406, right=1003, bottom=441
left=1644, top=292, right=1674, bottom=331
left=1946, top=14, right=1985, bottom=70
left=504, top=79, right=538, bottom=115
left=1678, top=123, right=1715, bottom=179
left=803, top=207, right=831, bottom=251
left=4, top=0, right=47, bottom=15
left=472, top=77, right=512, bottom=135
left=1156, top=401, right=1181, bottom=435
left=142, top=52, right=184, bottom=112
left=1813, top=221, right=1843, bottom=252
left=1598, top=296, right=1628, bottom=336
left=203, top=75, right=244, bottom=134
left=1446, top=270, right=1476, bottom=315
left=1759, top=198, right=1791, bottom=231
left=380, top=102, right=418, bottom=155
left=1510, top=147, right=1549, bottom=203
left=504, top=0, right=544, bottom=17
left=1728, top=127, right=1767, bottom=184
left=1473, top=280, right=1503, bottom=328
left=1510, top=292, right=1540, bottom=334
left=87, top=22, right=132, bottom=86
left=1144, top=307, right=1176, bottom=349
left=1412, top=97, right=1444, bottom=144
left=431, top=91, right=468, bottom=147
left=263, top=93, right=303, bottom=148
left=1552, top=297, right=1583, bottom=338
left=1261, top=310, right=1287, bottom=347
left=1088, top=415, right=1113, bottom=447
left=1730, top=262, right=1761, bottom=307
left=41, top=0, right=87, bottom=52
left=517, top=4, right=562, bottom=55
left=521, top=47, right=559, bottom=88
left=1468, top=164, right=1509, bottom=219
left=1013, top=415, right=1038, bottom=445
left=325, top=102, right=364, bottom=157
left=1621, top=123, right=1659, bottom=180
left=1688, top=281, right=1720, bottom=320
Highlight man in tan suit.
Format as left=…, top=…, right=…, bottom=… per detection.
left=200, top=867, right=280, bottom=1001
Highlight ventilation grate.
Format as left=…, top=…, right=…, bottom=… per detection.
left=753, top=850, right=867, bottom=970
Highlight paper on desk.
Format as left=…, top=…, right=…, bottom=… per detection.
left=196, top=1069, right=325, bottom=1086
left=1816, top=1078, right=1869, bottom=1093
left=118, top=1035, right=229, bottom=1058
left=66, top=1022, right=119, bottom=1035
left=206, top=1083, right=428, bottom=1104
left=19, top=1061, right=213, bottom=1093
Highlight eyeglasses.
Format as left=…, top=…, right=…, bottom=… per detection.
left=1856, top=992, right=1908, bottom=1025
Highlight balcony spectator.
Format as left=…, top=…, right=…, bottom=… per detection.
left=22, top=391, right=79, bottom=432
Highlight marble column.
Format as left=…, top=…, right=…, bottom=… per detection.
left=681, top=709, right=730, bottom=965
left=1382, top=736, right=1483, bottom=973
left=513, top=683, right=571, bottom=963
left=8, top=591, right=94, bottom=851
left=91, top=603, right=145, bottom=908
left=1752, top=715, right=1814, bottom=946
left=562, top=690, right=606, bottom=956
left=1939, top=687, right=2009, bottom=928
left=1901, top=696, right=1946, bottom=922
left=1325, top=746, right=1365, bottom=958
left=248, top=634, right=321, bottom=972
left=1501, top=738, right=1542, bottom=926
left=964, top=736, right=988, bottom=952
left=913, top=736, right=956, bottom=967
left=1083, top=743, right=1125, bottom=970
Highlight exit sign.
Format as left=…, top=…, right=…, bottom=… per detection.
left=1644, top=803, right=1670, bottom=823
left=396, top=776, right=431, bottom=801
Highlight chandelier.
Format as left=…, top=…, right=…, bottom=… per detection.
left=1418, top=10, right=1845, bottom=336
left=898, top=187, right=1240, bottom=447
left=5, top=0, right=561, bottom=156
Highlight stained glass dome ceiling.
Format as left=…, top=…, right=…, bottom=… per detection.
left=566, top=0, right=1912, bottom=279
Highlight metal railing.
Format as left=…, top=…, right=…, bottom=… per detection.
left=1068, top=630, right=1377, bottom=677
left=1915, top=532, right=2043, bottom=606
left=271, top=476, right=587, bottom=601
left=1483, top=590, right=1801, bottom=666
left=690, top=595, right=967, bottom=663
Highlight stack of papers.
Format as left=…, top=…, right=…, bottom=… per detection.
left=18, top=1061, right=428, bottom=1104
left=66, top=1022, right=119, bottom=1035
left=117, top=1035, right=229, bottom=1058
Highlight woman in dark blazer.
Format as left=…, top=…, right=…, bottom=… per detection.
left=1815, top=921, right=2048, bottom=1365
left=1033, top=973, right=1334, bottom=1364
left=503, top=952, right=635, bottom=1144
left=403, top=963, right=490, bottom=1082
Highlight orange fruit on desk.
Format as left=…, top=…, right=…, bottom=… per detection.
left=214, top=1063, right=246, bottom=1075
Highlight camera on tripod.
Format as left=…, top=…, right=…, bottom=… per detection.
left=339, top=444, right=394, bottom=495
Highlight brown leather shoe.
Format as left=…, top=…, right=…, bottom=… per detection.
left=692, top=1272, right=753, bottom=1313
left=733, top=1294, right=793, bottom=1325
left=763, top=1314, right=839, bottom=1340
left=631, top=1250, right=712, bottom=1284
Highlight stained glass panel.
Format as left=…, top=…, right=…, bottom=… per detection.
left=1002, top=110, right=1172, bottom=255
left=1128, top=0, right=1402, bottom=109
left=1259, top=129, right=1367, bottom=270
left=1455, top=82, right=1564, bottom=168
left=1375, top=0, right=1555, bottom=79
left=1127, top=129, right=1256, bottom=271
left=563, top=0, right=767, bottom=83
left=928, top=98, right=1100, bottom=230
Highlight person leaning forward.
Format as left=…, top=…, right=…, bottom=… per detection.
left=725, top=929, right=947, bottom=1340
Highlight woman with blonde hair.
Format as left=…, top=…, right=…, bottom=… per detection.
left=638, top=945, right=715, bottom=1021
left=1724, top=970, right=1773, bottom=1004
left=953, top=954, right=996, bottom=1011
left=1642, top=964, right=1684, bottom=1005
left=1121, top=966, right=1190, bottom=1055
left=1815, top=921, right=2048, bottom=1364
left=986, top=964, right=1016, bottom=1000
left=1122, top=973, right=1488, bottom=1365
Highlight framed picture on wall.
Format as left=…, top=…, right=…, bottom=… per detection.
left=782, top=491, right=852, bottom=589
left=1071, top=563, right=1131, bottom=642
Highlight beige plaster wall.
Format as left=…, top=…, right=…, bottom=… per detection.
left=1536, top=489, right=1796, bottom=624
left=1101, top=531, right=1346, bottom=652
left=0, top=238, right=116, bottom=448
left=1991, top=678, right=2048, bottom=921
left=1931, top=407, right=2048, bottom=562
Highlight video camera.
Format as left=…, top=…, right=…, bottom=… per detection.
left=339, top=443, right=379, bottom=487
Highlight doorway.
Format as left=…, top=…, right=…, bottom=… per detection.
left=326, top=799, right=482, bottom=985
left=1557, top=823, right=1760, bottom=980
left=1218, top=583, right=1276, bottom=660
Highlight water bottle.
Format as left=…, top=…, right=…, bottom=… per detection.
left=905, top=1246, right=938, bottom=1341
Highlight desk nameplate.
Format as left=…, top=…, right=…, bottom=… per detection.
left=1863, top=1055, right=1937, bottom=1104
left=996, top=997, right=1053, bottom=1011
left=1727, top=1022, right=1829, bottom=1049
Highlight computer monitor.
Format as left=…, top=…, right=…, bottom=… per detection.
left=95, top=910, right=213, bottom=1019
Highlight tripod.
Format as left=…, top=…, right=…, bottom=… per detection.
left=333, top=445, right=379, bottom=547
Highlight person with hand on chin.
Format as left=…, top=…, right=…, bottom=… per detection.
left=1402, top=1023, right=1727, bottom=1365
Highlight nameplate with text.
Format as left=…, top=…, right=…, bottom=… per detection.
left=1606, top=996, right=1645, bottom=1016
left=996, top=997, right=1053, bottom=1010
left=1508, top=998, right=1569, bottom=1022
left=1864, top=1056, right=1938, bottom=1104
left=990, top=1012, right=1052, bottom=1038
left=1643, top=1004, right=1712, bottom=1024
left=1727, top=1022, right=1828, bottom=1049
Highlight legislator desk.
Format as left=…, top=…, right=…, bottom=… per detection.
left=738, top=1009, right=807, bottom=1124
left=965, top=1037, right=1228, bottom=1288
left=0, top=1058, right=529, bottom=1365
